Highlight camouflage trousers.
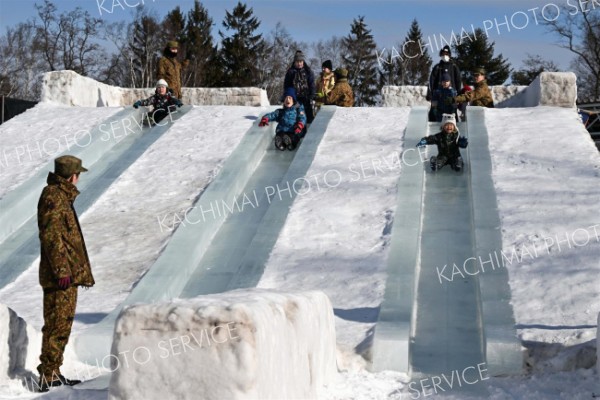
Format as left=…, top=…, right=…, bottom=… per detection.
left=38, top=286, right=78, bottom=381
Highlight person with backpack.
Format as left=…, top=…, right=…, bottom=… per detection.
left=283, top=50, right=316, bottom=124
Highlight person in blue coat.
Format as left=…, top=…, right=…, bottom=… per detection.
left=432, top=72, right=458, bottom=122
left=259, top=87, right=307, bottom=151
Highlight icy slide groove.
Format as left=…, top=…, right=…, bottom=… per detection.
left=0, top=107, right=192, bottom=289
left=75, top=106, right=337, bottom=364
left=372, top=107, right=521, bottom=382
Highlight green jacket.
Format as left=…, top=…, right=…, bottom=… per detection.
left=326, top=78, right=354, bottom=107
left=38, top=172, right=95, bottom=290
left=455, top=79, right=494, bottom=108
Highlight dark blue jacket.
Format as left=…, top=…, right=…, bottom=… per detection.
left=284, top=66, right=315, bottom=101
left=263, top=103, right=307, bottom=134
left=433, top=87, right=458, bottom=120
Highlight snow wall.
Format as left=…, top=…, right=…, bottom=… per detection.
left=40, top=70, right=270, bottom=107
left=0, top=304, right=40, bottom=385
left=108, top=290, right=337, bottom=400
left=382, top=72, right=577, bottom=108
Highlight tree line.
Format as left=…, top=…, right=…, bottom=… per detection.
left=0, top=0, right=597, bottom=104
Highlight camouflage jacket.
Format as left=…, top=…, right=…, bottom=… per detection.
left=157, top=56, right=186, bottom=99
left=455, top=79, right=494, bottom=108
left=38, top=172, right=94, bottom=290
left=315, top=71, right=335, bottom=105
left=326, top=78, right=354, bottom=107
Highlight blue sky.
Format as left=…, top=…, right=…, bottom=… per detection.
left=0, top=0, right=591, bottom=71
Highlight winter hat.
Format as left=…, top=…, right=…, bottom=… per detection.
left=441, top=72, right=451, bottom=82
left=334, top=67, right=348, bottom=79
left=293, top=50, right=305, bottom=62
left=54, top=155, right=88, bottom=178
left=440, top=113, right=458, bottom=131
left=322, top=60, right=333, bottom=70
left=473, top=67, right=486, bottom=76
left=166, top=40, right=179, bottom=48
left=439, top=45, right=451, bottom=57
left=283, top=87, right=297, bottom=102
left=156, top=79, right=169, bottom=88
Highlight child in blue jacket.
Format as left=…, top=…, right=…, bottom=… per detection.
left=259, top=87, right=307, bottom=151
left=432, top=72, right=458, bottom=122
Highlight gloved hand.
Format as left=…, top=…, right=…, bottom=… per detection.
left=425, top=93, right=432, bottom=101
left=258, top=117, right=269, bottom=127
left=294, top=121, right=305, bottom=135
left=175, top=100, right=183, bottom=108
left=416, top=138, right=428, bottom=147
left=58, top=276, right=71, bottom=289
left=444, top=97, right=454, bottom=105
left=133, top=101, right=142, bottom=109
left=458, top=136, right=469, bottom=148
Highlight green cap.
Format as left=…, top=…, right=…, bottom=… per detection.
left=473, top=67, right=486, bottom=76
left=166, top=40, right=179, bottom=48
left=54, top=155, right=88, bottom=178
left=334, top=67, right=348, bottom=78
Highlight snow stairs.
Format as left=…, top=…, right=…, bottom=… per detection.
left=0, top=106, right=193, bottom=289
left=74, top=106, right=337, bottom=364
left=371, top=107, right=522, bottom=383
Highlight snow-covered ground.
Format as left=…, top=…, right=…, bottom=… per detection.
left=0, top=101, right=597, bottom=399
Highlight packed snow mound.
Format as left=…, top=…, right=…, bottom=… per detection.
left=108, top=290, right=337, bottom=400
left=382, top=72, right=576, bottom=108
left=40, top=70, right=270, bottom=107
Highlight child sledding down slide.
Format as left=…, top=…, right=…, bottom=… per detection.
left=133, top=79, right=183, bottom=125
left=417, top=113, right=468, bottom=172
left=258, top=87, right=307, bottom=151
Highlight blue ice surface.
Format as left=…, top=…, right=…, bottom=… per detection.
left=0, top=107, right=191, bottom=289
left=75, top=106, right=340, bottom=364
left=372, top=107, right=521, bottom=387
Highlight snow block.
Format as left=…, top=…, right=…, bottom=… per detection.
left=108, top=290, right=337, bottom=400
left=381, top=86, right=429, bottom=107
left=40, top=71, right=270, bottom=107
left=0, top=304, right=39, bottom=383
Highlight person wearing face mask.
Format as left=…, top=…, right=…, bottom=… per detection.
left=427, top=45, right=462, bottom=121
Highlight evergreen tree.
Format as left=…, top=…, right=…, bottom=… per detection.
left=401, top=19, right=431, bottom=85
left=185, top=0, right=219, bottom=86
left=378, top=42, right=403, bottom=87
left=342, top=16, right=380, bottom=106
left=511, top=54, right=559, bottom=85
left=452, top=28, right=511, bottom=85
left=162, top=7, right=186, bottom=47
left=218, top=2, right=267, bottom=87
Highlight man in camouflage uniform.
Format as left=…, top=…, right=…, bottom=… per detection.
left=37, top=155, right=95, bottom=392
left=453, top=67, right=494, bottom=108
left=326, top=68, right=354, bottom=107
left=157, top=40, right=188, bottom=100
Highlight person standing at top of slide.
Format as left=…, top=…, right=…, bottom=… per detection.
left=427, top=45, right=461, bottom=120
left=157, top=40, right=189, bottom=100
left=284, top=50, right=316, bottom=124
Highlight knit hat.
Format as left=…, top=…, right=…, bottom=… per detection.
left=440, top=113, right=458, bottom=131
left=441, top=72, right=451, bottom=82
left=334, top=67, right=348, bottom=79
left=54, top=155, right=88, bottom=178
left=473, top=67, right=486, bottom=76
left=156, top=79, right=168, bottom=88
left=293, top=50, right=305, bottom=62
left=439, top=45, right=451, bottom=57
left=167, top=40, right=178, bottom=48
left=322, top=60, right=333, bottom=70
left=283, top=87, right=297, bottom=102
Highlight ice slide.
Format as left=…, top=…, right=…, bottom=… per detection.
left=75, top=106, right=337, bottom=363
left=0, top=106, right=192, bottom=289
left=372, top=107, right=522, bottom=386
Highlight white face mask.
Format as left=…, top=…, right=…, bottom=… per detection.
left=441, top=55, right=450, bottom=62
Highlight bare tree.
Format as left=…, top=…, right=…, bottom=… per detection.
left=544, top=3, right=600, bottom=100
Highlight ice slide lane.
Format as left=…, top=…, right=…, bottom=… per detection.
left=0, top=107, right=192, bottom=289
left=75, top=106, right=337, bottom=364
left=372, top=107, right=521, bottom=385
